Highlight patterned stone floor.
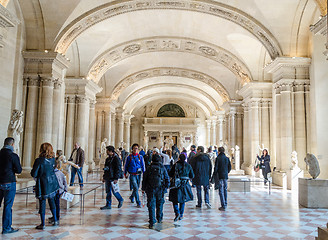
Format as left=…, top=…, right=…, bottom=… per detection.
left=1, top=174, right=327, bottom=240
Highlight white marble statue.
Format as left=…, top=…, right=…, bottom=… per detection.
left=100, top=138, right=107, bottom=166
left=235, top=145, right=240, bottom=170
left=164, top=136, right=174, bottom=150
left=59, top=154, right=79, bottom=183
left=304, top=153, right=320, bottom=179
left=291, top=151, right=299, bottom=170
left=8, top=109, right=23, bottom=154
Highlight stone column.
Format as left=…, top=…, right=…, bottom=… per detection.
left=250, top=100, right=260, bottom=163
left=88, top=101, right=96, bottom=171
left=304, top=83, right=311, bottom=153
left=116, top=110, right=124, bottom=148
left=294, top=82, right=307, bottom=170
left=280, top=82, right=293, bottom=171
left=104, top=111, right=111, bottom=145
left=36, top=78, right=54, bottom=151
left=229, top=111, right=236, bottom=148
left=217, top=116, right=224, bottom=146
left=75, top=96, right=89, bottom=151
left=211, top=120, right=216, bottom=146
left=95, top=110, right=102, bottom=159
left=236, top=112, right=243, bottom=162
left=124, top=115, right=133, bottom=150
left=22, top=77, right=39, bottom=170
left=52, top=81, right=62, bottom=151
left=261, top=100, right=270, bottom=150
left=242, top=103, right=250, bottom=169
left=206, top=120, right=211, bottom=147
left=65, top=96, right=76, bottom=158
left=275, top=86, right=282, bottom=170
left=111, top=112, right=116, bottom=146
left=144, top=130, right=148, bottom=150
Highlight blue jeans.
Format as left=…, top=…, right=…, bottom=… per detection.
left=105, top=180, right=123, bottom=207
left=129, top=174, right=141, bottom=205
left=54, top=193, right=61, bottom=220
left=196, top=185, right=209, bottom=205
left=70, top=167, right=83, bottom=187
left=0, top=182, right=16, bottom=233
left=39, top=197, right=57, bottom=226
left=173, top=202, right=185, bottom=217
left=218, top=179, right=228, bottom=208
left=146, top=188, right=165, bottom=224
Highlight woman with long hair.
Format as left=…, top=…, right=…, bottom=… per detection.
left=31, top=143, right=59, bottom=229
left=168, top=154, right=194, bottom=222
left=257, top=149, right=271, bottom=184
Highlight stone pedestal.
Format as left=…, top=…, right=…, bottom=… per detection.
left=229, top=170, right=245, bottom=175
left=316, top=223, right=328, bottom=240
left=228, top=176, right=250, bottom=192
left=272, top=171, right=287, bottom=188
left=299, top=178, right=328, bottom=208
left=287, top=168, right=304, bottom=190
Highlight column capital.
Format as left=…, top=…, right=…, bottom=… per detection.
left=41, top=78, right=55, bottom=87
left=65, top=95, right=76, bottom=104
left=124, top=114, right=134, bottom=124
left=26, top=77, right=40, bottom=87
left=76, top=95, right=89, bottom=104
left=265, top=57, right=311, bottom=82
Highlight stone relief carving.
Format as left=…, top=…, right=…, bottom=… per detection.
left=55, top=0, right=282, bottom=59
left=87, top=37, right=252, bottom=85
left=8, top=109, right=23, bottom=154
left=110, top=67, right=230, bottom=102
left=304, top=153, right=320, bottom=179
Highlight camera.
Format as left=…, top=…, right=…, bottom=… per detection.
left=103, top=166, right=109, bottom=171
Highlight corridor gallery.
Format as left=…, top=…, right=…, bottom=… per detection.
left=0, top=0, right=328, bottom=239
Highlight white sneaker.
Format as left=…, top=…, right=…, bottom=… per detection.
left=205, top=203, right=212, bottom=209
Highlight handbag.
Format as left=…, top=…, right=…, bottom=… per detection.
left=254, top=158, right=260, bottom=172
left=169, top=164, right=181, bottom=189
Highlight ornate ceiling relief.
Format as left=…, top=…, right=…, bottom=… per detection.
left=87, top=37, right=253, bottom=85
left=109, top=67, right=230, bottom=102
left=54, top=0, right=282, bottom=59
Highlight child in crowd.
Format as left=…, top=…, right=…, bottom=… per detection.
left=49, top=159, right=68, bottom=223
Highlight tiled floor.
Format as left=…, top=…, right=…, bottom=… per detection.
left=1, top=174, right=327, bottom=239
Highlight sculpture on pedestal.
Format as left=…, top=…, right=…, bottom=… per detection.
left=304, top=153, right=320, bottom=179
left=290, top=151, right=299, bottom=170
left=8, top=109, right=23, bottom=154
left=164, top=135, right=174, bottom=150
left=100, top=138, right=107, bottom=166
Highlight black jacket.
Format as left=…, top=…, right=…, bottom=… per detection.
left=169, top=161, right=194, bottom=203
left=142, top=162, right=169, bottom=192
left=0, top=147, right=22, bottom=183
left=213, top=152, right=231, bottom=179
left=190, top=153, right=212, bottom=186
left=257, top=154, right=271, bottom=174
left=103, top=153, right=122, bottom=181
left=31, top=157, right=59, bottom=199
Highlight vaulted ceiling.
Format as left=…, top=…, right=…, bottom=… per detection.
left=12, top=0, right=324, bottom=117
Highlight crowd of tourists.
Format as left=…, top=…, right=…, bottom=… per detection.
left=0, top=136, right=270, bottom=232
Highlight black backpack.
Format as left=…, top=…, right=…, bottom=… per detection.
left=148, top=163, right=164, bottom=188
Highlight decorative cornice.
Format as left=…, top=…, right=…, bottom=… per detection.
left=54, top=0, right=282, bottom=59
left=310, top=15, right=327, bottom=36
left=110, top=67, right=230, bottom=102
left=0, top=4, right=17, bottom=28
left=88, top=37, right=252, bottom=85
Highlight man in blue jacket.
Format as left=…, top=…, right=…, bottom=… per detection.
left=0, top=137, right=22, bottom=234
left=124, top=143, right=145, bottom=208
left=213, top=147, right=231, bottom=211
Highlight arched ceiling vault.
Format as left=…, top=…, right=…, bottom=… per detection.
left=122, top=84, right=219, bottom=111
left=126, top=93, right=212, bottom=117
left=54, top=0, right=283, bottom=58
left=87, top=36, right=253, bottom=85
left=109, top=67, right=230, bottom=102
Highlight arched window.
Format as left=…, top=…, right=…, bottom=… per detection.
left=157, top=104, right=185, bottom=117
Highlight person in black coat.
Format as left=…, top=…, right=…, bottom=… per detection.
left=0, top=137, right=22, bottom=234
left=169, top=154, right=194, bottom=221
left=142, top=154, right=169, bottom=229
left=100, top=146, right=124, bottom=210
left=190, top=146, right=212, bottom=209
left=257, top=149, right=271, bottom=184
left=31, top=143, right=59, bottom=229
left=212, top=147, right=231, bottom=211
